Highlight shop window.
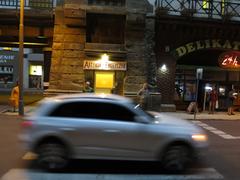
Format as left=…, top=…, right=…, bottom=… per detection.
left=175, top=82, right=184, bottom=101
left=218, top=86, right=226, bottom=96
left=184, top=82, right=196, bottom=101
left=0, top=65, right=13, bottom=88
left=29, top=65, right=43, bottom=89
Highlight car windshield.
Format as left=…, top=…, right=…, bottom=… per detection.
left=134, top=103, right=156, bottom=119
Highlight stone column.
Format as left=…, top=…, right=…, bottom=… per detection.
left=49, top=2, right=86, bottom=91
left=124, top=12, right=148, bottom=93
left=157, top=53, right=176, bottom=111
left=144, top=16, right=157, bottom=91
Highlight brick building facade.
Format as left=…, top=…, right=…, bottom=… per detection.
left=48, top=0, right=155, bottom=95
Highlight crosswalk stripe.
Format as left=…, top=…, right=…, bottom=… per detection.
left=1, top=168, right=224, bottom=180
left=192, top=120, right=240, bottom=140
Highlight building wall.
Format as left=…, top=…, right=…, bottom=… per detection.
left=49, top=0, right=154, bottom=93
left=49, top=3, right=86, bottom=90
left=155, top=12, right=240, bottom=110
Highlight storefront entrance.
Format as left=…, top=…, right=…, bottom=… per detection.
left=95, top=71, right=115, bottom=94
left=29, top=64, right=43, bottom=89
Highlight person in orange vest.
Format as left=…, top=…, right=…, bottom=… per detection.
left=9, top=81, right=19, bottom=112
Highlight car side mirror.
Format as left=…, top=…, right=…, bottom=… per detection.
left=134, top=116, right=149, bottom=124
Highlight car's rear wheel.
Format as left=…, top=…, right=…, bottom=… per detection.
left=161, top=145, right=192, bottom=173
left=37, top=142, right=68, bottom=170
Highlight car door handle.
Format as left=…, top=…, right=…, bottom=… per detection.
left=103, top=129, right=120, bottom=133
left=60, top=127, right=75, bottom=131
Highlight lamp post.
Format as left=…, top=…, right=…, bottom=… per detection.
left=18, top=0, right=24, bottom=115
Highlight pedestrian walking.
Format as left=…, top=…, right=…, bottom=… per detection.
left=137, top=83, right=150, bottom=110
left=228, top=87, right=237, bottom=115
left=9, top=81, right=19, bottom=112
left=208, top=87, right=218, bottom=114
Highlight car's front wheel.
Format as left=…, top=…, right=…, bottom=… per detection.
left=37, top=142, right=68, bottom=170
left=161, top=145, right=192, bottom=173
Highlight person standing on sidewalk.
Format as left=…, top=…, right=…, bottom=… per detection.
left=137, top=83, right=150, bottom=110
left=209, top=87, right=218, bottom=114
left=83, top=81, right=94, bottom=93
left=228, top=87, right=237, bottom=115
left=9, top=81, right=19, bottom=112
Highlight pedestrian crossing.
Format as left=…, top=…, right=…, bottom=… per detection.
left=0, top=151, right=225, bottom=180
left=193, top=120, right=240, bottom=139
left=0, top=105, right=10, bottom=113
left=1, top=168, right=224, bottom=180
left=0, top=119, right=230, bottom=180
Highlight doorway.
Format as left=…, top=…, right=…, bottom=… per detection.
left=95, top=71, right=114, bottom=94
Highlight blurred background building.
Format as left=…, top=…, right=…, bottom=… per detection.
left=1, top=0, right=240, bottom=111
left=155, top=0, right=240, bottom=111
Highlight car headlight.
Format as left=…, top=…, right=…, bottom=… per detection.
left=191, top=134, right=208, bottom=142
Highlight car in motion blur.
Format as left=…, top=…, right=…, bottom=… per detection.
left=20, top=93, right=208, bottom=172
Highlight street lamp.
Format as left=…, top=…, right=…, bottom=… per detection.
left=18, top=0, right=24, bottom=115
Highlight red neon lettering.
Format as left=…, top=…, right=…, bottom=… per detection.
left=222, top=59, right=228, bottom=66
left=221, top=55, right=239, bottom=67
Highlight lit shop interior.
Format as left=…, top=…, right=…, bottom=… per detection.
left=175, top=49, right=240, bottom=111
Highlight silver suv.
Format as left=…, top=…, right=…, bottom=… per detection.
left=20, top=94, right=208, bottom=172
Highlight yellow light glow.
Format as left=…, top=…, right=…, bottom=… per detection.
left=203, top=0, right=209, bottom=9
left=29, top=65, right=42, bottom=76
left=192, top=134, right=208, bottom=142
left=95, top=71, right=114, bottom=88
left=3, top=47, right=12, bottom=51
left=100, top=54, right=109, bottom=63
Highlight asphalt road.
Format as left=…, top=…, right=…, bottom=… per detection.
left=0, top=114, right=240, bottom=180
left=197, top=120, right=240, bottom=180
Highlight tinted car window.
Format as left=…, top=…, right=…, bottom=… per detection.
left=49, top=102, right=136, bottom=122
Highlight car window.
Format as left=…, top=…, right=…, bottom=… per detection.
left=49, top=101, right=136, bottom=122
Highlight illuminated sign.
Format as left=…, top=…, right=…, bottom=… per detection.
left=29, top=65, right=43, bottom=75
left=173, top=40, right=240, bottom=58
left=83, top=60, right=127, bottom=71
left=218, top=51, right=240, bottom=68
left=0, top=55, right=15, bottom=63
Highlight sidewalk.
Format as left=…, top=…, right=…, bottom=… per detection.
left=162, top=111, right=240, bottom=120
left=0, top=104, right=36, bottom=116
left=1, top=104, right=240, bottom=120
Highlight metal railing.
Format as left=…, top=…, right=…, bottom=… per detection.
left=155, top=0, right=240, bottom=20
left=0, top=0, right=56, bottom=9
left=88, top=0, right=125, bottom=7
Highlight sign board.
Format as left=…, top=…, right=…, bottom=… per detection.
left=83, top=60, right=127, bottom=71
left=0, top=52, right=17, bottom=64
left=173, top=40, right=240, bottom=58
left=0, top=51, right=18, bottom=84
left=218, top=51, right=240, bottom=68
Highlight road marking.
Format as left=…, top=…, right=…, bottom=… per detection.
left=1, top=168, right=224, bottom=180
left=204, top=126, right=217, bottom=131
left=0, top=105, right=10, bottom=113
left=193, top=121, right=240, bottom=139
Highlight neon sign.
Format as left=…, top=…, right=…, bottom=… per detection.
left=219, top=51, right=240, bottom=68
